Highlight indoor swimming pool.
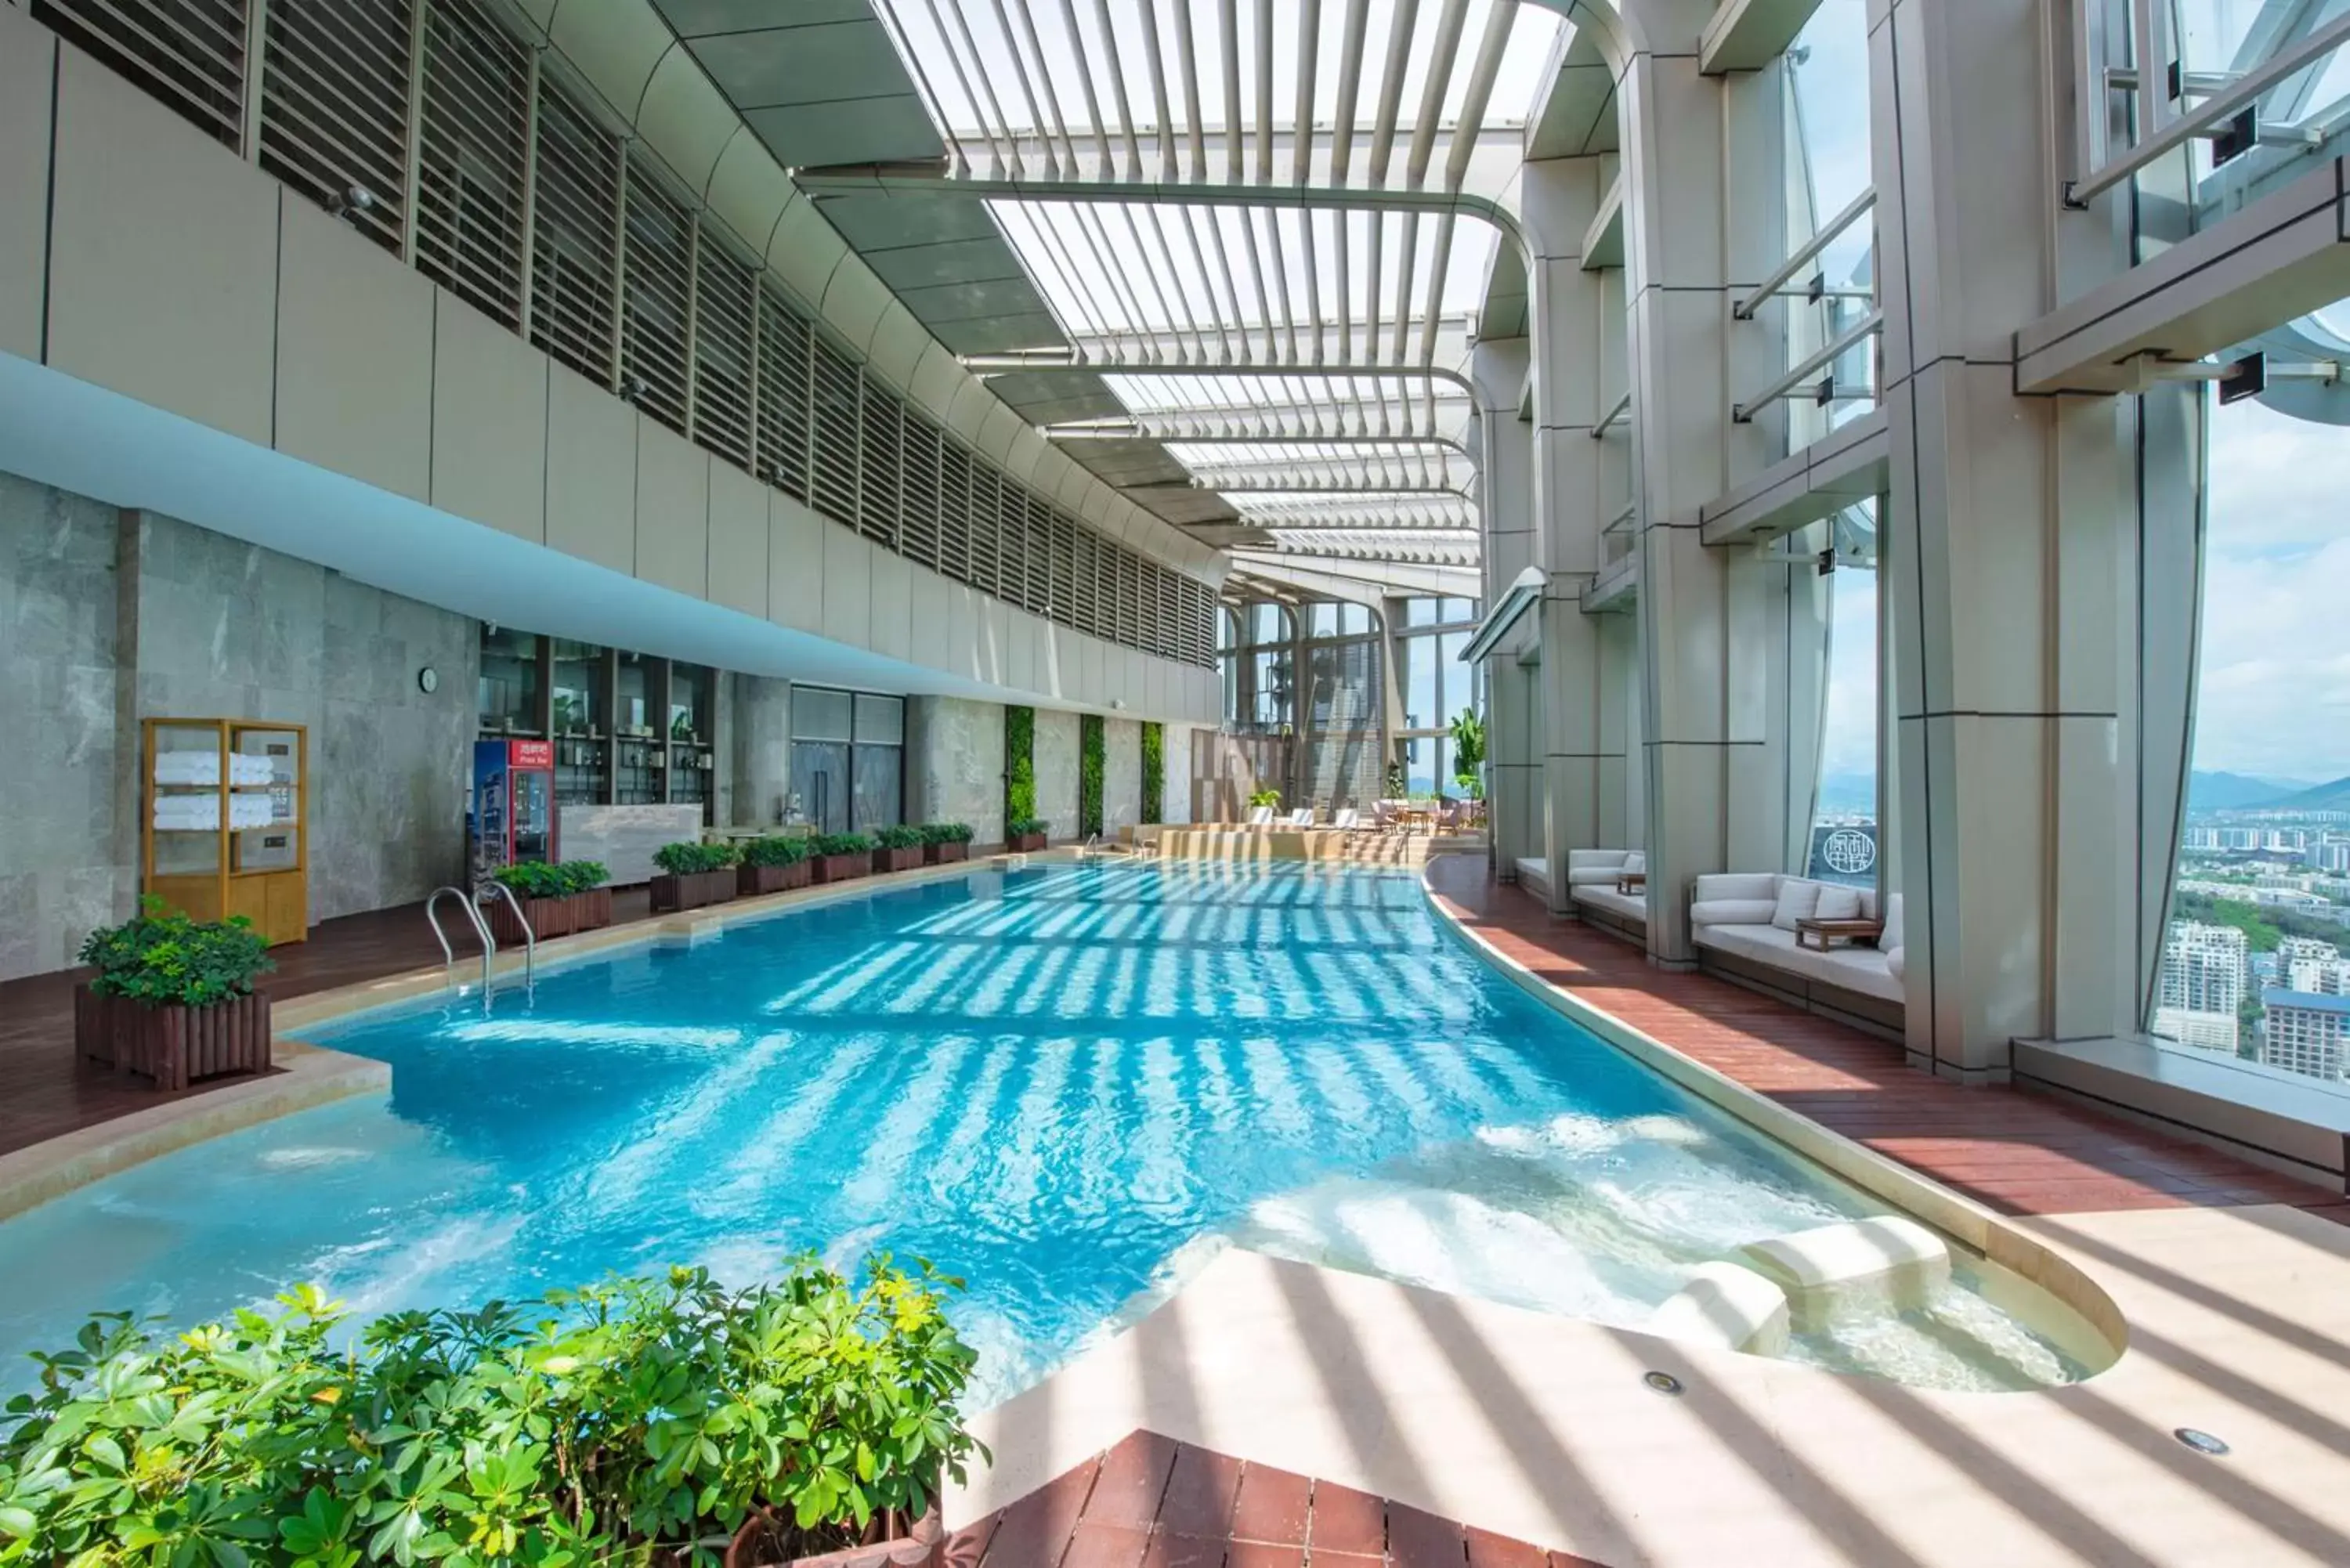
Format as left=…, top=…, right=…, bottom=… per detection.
left=0, top=862, right=2100, bottom=1404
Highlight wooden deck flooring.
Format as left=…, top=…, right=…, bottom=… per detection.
left=1424, top=855, right=2348, bottom=1221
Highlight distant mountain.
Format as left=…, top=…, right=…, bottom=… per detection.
left=2265, top=775, right=2350, bottom=814
left=2189, top=771, right=2306, bottom=813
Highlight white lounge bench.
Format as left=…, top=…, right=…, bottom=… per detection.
left=1566, top=849, right=1647, bottom=941
left=1689, top=873, right=1907, bottom=1039
left=1513, top=856, right=1551, bottom=898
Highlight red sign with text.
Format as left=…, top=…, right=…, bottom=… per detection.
left=508, top=739, right=554, bottom=770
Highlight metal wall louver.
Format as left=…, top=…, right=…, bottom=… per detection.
left=258, top=0, right=413, bottom=256
left=619, top=157, right=693, bottom=435
left=527, top=78, right=620, bottom=388
left=30, top=0, right=1220, bottom=674
left=414, top=0, right=529, bottom=330
left=692, top=237, right=757, bottom=470
left=32, top=0, right=247, bottom=151
left=856, top=377, right=902, bottom=549
left=898, top=416, right=942, bottom=570
left=754, top=288, right=811, bottom=503
left=808, top=341, right=862, bottom=527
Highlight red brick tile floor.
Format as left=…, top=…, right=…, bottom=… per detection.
left=1424, top=854, right=2350, bottom=1223
left=948, top=1430, right=1600, bottom=1568
left=0, top=888, right=653, bottom=1158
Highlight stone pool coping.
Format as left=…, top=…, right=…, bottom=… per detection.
left=0, top=851, right=1077, bottom=1221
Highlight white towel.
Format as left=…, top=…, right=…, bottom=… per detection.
left=154, top=798, right=222, bottom=830
left=154, top=753, right=222, bottom=786
left=230, top=754, right=277, bottom=786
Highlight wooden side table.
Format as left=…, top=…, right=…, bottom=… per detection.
left=1796, top=918, right=1883, bottom=951
left=1616, top=872, right=1647, bottom=894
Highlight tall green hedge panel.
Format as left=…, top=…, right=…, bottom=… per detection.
left=1079, top=714, right=1106, bottom=838
left=1141, top=721, right=1165, bottom=826
left=1005, top=705, right=1036, bottom=831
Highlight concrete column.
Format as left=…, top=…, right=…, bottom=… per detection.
left=1473, top=348, right=1542, bottom=876
left=729, top=675, right=793, bottom=829
left=1871, top=0, right=2177, bottom=1077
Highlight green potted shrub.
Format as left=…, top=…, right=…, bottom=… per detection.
left=0, top=1255, right=985, bottom=1568
left=873, top=823, right=926, bottom=874
left=922, top=822, right=976, bottom=865
left=739, top=833, right=815, bottom=896
left=650, top=840, right=740, bottom=912
left=487, top=859, right=611, bottom=942
left=1006, top=815, right=1050, bottom=853
left=808, top=831, right=877, bottom=884
left=74, top=895, right=275, bottom=1091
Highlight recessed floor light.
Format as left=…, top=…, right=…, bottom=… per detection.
left=1644, top=1371, right=1685, bottom=1396
left=2175, top=1428, right=2230, bottom=1455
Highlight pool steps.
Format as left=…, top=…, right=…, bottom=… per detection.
left=1650, top=1217, right=1954, bottom=1357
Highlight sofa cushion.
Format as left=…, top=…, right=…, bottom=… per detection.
left=1571, top=885, right=1648, bottom=926
left=1882, top=893, right=1904, bottom=952
left=1692, top=898, right=1777, bottom=928
left=1622, top=851, right=1647, bottom=875
left=1814, top=884, right=1862, bottom=922
left=1771, top=880, right=1823, bottom=932
left=1694, top=872, right=1779, bottom=903
left=1814, top=945, right=1903, bottom=1003
left=1885, top=945, right=1906, bottom=981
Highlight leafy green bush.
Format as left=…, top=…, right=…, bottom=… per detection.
left=653, top=841, right=738, bottom=876
left=490, top=861, right=607, bottom=899
left=873, top=826, right=925, bottom=851
left=1247, top=788, right=1282, bottom=810
left=1003, top=706, right=1036, bottom=828
left=0, top=1259, right=984, bottom=1568
left=77, top=894, right=273, bottom=1007
left=1078, top=715, right=1105, bottom=839
left=919, top=822, right=975, bottom=845
left=808, top=833, right=876, bottom=858
left=1006, top=817, right=1050, bottom=840
left=1140, top=723, right=1164, bottom=828
left=739, top=836, right=811, bottom=868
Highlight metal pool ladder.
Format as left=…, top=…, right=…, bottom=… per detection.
left=426, top=885, right=536, bottom=1006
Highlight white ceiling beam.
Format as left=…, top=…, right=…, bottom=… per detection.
left=1369, top=0, right=1422, bottom=184
left=1407, top=0, right=1473, bottom=190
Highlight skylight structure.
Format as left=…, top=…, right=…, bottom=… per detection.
left=849, top=0, right=1570, bottom=578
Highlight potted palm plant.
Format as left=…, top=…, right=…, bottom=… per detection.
left=873, top=825, right=926, bottom=874
left=739, top=834, right=814, bottom=896
left=74, top=896, right=274, bottom=1091
left=921, top=823, right=975, bottom=865
left=487, top=860, right=612, bottom=942
left=1007, top=816, right=1050, bottom=853
left=652, top=840, right=740, bottom=912
left=808, top=832, right=877, bottom=884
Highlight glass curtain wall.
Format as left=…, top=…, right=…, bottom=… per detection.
left=1806, top=504, right=1882, bottom=887
left=2155, top=295, right=2350, bottom=1081
left=1780, top=0, right=1876, bottom=457
left=1217, top=602, right=1296, bottom=733
left=1396, top=598, right=1482, bottom=797
left=1299, top=604, right=1386, bottom=809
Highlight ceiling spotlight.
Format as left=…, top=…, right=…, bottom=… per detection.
left=327, top=184, right=378, bottom=222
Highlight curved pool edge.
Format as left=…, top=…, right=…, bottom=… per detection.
left=0, top=850, right=1079, bottom=1221
left=1414, top=855, right=2131, bottom=1372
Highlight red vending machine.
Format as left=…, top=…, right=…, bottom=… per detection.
left=470, top=738, right=559, bottom=884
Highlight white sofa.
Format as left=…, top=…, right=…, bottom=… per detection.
left=1566, top=849, right=1648, bottom=936
left=1689, top=873, right=1906, bottom=1032
left=1514, top=856, right=1551, bottom=898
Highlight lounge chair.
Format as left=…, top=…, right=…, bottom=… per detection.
left=1285, top=807, right=1315, bottom=827
left=1246, top=805, right=1276, bottom=826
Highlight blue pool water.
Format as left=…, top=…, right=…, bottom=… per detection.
left=0, top=863, right=2081, bottom=1399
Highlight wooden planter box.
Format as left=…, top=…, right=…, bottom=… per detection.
left=923, top=841, right=969, bottom=865
left=75, top=986, right=271, bottom=1092
left=1010, top=831, right=1048, bottom=852
left=810, top=852, right=869, bottom=884
left=723, top=1506, right=942, bottom=1568
left=873, top=846, right=924, bottom=874
left=739, top=860, right=813, bottom=897
left=486, top=887, right=612, bottom=945
left=651, top=869, right=738, bottom=912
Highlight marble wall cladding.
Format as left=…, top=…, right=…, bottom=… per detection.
left=730, top=674, right=794, bottom=828
left=1159, top=724, right=1196, bottom=826
left=124, top=514, right=479, bottom=923
left=0, top=472, right=129, bottom=980
left=1033, top=707, right=1081, bottom=841
left=907, top=695, right=1005, bottom=842
left=561, top=804, right=703, bottom=886
left=1103, top=717, right=1142, bottom=833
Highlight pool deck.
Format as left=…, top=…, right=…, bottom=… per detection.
left=1420, top=855, right=2348, bottom=1222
